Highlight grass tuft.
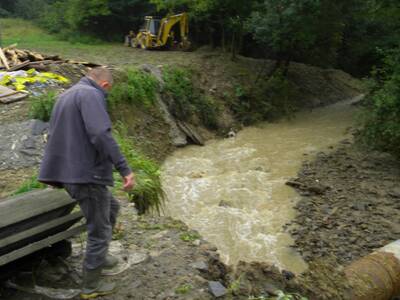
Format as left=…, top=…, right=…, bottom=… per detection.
left=162, top=66, right=220, bottom=129
left=113, top=122, right=165, bottom=215
left=13, top=175, right=46, bottom=195
left=108, top=68, right=158, bottom=110
left=29, top=91, right=57, bottom=122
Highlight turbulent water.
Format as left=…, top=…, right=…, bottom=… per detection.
left=161, top=99, right=358, bottom=274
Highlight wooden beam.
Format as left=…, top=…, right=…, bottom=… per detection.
left=0, top=48, right=10, bottom=70
left=0, top=212, right=83, bottom=248
left=0, top=189, right=76, bottom=229
left=8, top=60, right=31, bottom=72
left=0, top=225, right=85, bottom=266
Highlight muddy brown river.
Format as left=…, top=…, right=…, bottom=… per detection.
left=161, top=99, right=360, bottom=274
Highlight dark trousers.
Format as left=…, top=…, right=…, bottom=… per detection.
left=64, top=184, right=120, bottom=270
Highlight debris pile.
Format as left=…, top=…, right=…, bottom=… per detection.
left=0, top=44, right=100, bottom=72
left=0, top=45, right=104, bottom=103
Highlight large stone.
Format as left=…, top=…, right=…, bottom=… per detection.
left=208, top=281, right=227, bottom=298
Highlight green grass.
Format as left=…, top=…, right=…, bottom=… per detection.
left=179, top=232, right=200, bottom=242
left=108, top=68, right=158, bottom=110
left=13, top=175, right=46, bottom=195
left=175, top=284, right=193, bottom=294
left=162, top=66, right=220, bottom=129
left=29, top=91, right=57, bottom=122
left=113, top=122, right=165, bottom=215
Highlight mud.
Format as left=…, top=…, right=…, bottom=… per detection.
left=288, top=140, right=400, bottom=266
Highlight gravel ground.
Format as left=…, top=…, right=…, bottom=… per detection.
left=288, top=139, right=400, bottom=265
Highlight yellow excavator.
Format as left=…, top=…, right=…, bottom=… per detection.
left=126, top=13, right=190, bottom=50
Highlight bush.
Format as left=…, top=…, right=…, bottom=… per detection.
left=0, top=8, right=11, bottom=18
left=30, top=91, right=57, bottom=122
left=13, top=175, right=46, bottom=195
left=163, top=66, right=195, bottom=120
left=113, top=122, right=165, bottom=215
left=163, top=66, right=220, bottom=129
left=230, top=71, right=298, bottom=125
left=360, top=48, right=400, bottom=155
left=108, top=68, right=158, bottom=110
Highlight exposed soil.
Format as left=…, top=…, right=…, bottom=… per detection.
left=287, top=139, right=400, bottom=266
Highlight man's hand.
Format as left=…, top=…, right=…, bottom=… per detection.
left=123, top=172, right=135, bottom=191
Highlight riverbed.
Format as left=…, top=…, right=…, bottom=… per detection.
left=161, top=99, right=359, bottom=274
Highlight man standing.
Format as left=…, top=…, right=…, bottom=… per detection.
left=39, top=67, right=135, bottom=299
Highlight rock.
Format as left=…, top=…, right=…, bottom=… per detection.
left=190, top=261, right=208, bottom=271
left=208, top=281, right=227, bottom=298
left=31, top=120, right=49, bottom=135
left=264, top=283, right=279, bottom=296
left=131, top=280, right=142, bottom=289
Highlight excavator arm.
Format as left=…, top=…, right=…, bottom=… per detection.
left=157, top=13, right=189, bottom=48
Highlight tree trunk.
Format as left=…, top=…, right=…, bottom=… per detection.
left=231, top=31, right=237, bottom=61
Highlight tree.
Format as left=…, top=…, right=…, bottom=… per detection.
left=248, top=0, right=320, bottom=76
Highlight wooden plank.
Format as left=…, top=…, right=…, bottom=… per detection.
left=8, top=60, right=31, bottom=72
left=0, top=212, right=83, bottom=248
left=0, top=189, right=76, bottom=229
left=0, top=92, right=29, bottom=104
left=3, top=44, right=18, bottom=52
left=0, top=48, right=10, bottom=70
left=0, top=85, right=18, bottom=98
left=0, top=225, right=85, bottom=266
left=177, top=120, right=205, bottom=146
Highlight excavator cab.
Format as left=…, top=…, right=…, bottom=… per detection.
left=141, top=17, right=161, bottom=35
left=131, top=13, right=190, bottom=50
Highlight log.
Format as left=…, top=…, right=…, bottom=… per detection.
left=3, top=44, right=18, bottom=52
left=8, top=60, right=31, bottom=72
left=0, top=48, right=10, bottom=70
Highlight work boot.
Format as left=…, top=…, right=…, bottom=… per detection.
left=80, top=267, right=116, bottom=299
left=102, top=254, right=119, bottom=269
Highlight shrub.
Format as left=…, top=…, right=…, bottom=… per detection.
left=230, top=71, right=298, bottom=125
left=360, top=48, right=400, bottom=155
left=113, top=122, right=165, bottom=215
left=108, top=68, right=158, bottom=110
left=163, top=66, right=195, bottom=120
left=163, top=66, right=220, bottom=129
left=29, top=91, right=57, bottom=122
left=13, top=175, right=46, bottom=195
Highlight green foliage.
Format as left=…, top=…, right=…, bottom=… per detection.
left=113, top=123, right=165, bottom=215
left=247, top=0, right=319, bottom=63
left=13, top=175, right=46, bottom=195
left=231, top=71, right=298, bottom=125
left=14, top=0, right=48, bottom=20
left=29, top=91, right=57, bottom=122
left=179, top=231, right=200, bottom=242
left=248, top=290, right=308, bottom=300
left=175, top=284, right=193, bottom=294
left=108, top=68, right=158, bottom=110
left=163, top=66, right=220, bottom=129
left=163, top=66, right=194, bottom=119
left=360, top=47, right=400, bottom=155
left=0, top=8, right=11, bottom=18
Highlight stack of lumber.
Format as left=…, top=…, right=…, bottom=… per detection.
left=0, top=44, right=101, bottom=72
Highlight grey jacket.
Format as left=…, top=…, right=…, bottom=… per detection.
left=39, top=77, right=131, bottom=187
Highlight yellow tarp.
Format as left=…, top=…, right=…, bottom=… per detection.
left=0, top=69, right=69, bottom=91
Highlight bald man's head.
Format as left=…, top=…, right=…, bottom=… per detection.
left=87, top=67, right=113, bottom=91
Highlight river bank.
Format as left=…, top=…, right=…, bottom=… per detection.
left=288, top=138, right=400, bottom=267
